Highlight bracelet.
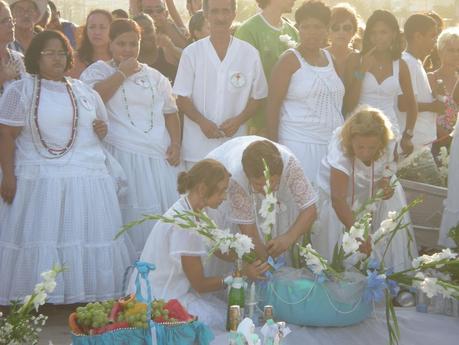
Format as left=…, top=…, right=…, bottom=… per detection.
left=353, top=70, right=365, bottom=81
left=117, top=69, right=127, bottom=80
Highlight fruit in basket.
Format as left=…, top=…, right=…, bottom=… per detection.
left=164, top=299, right=194, bottom=322
left=151, top=299, right=194, bottom=323
left=68, top=312, right=85, bottom=335
left=119, top=300, right=149, bottom=329
left=75, top=302, right=110, bottom=329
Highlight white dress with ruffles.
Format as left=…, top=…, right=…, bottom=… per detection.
left=312, top=128, right=417, bottom=271
left=128, top=196, right=227, bottom=331
left=81, top=61, right=181, bottom=255
left=0, top=76, right=135, bottom=304
left=278, top=49, right=344, bottom=185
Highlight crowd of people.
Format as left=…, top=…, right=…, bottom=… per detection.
left=0, top=0, right=458, bottom=329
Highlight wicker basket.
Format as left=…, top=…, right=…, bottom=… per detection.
left=400, top=179, right=447, bottom=248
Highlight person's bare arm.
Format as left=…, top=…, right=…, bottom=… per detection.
left=266, top=52, right=298, bottom=141
left=330, top=167, right=354, bottom=229
left=164, top=112, right=181, bottom=166
left=0, top=124, right=21, bottom=204
left=398, top=60, right=417, bottom=156
left=176, top=96, right=222, bottom=138
left=219, top=98, right=264, bottom=137
left=93, top=58, right=140, bottom=102
left=165, top=0, right=186, bottom=32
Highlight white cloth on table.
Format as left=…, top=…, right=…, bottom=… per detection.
left=313, top=127, right=417, bottom=271
left=211, top=307, right=459, bottom=345
left=128, top=196, right=227, bottom=331
left=439, top=124, right=459, bottom=247
left=0, top=76, right=135, bottom=304
left=360, top=60, right=402, bottom=138
left=81, top=61, right=181, bottom=254
left=206, top=136, right=318, bottom=267
left=173, top=37, right=268, bottom=163
left=397, top=52, right=436, bottom=148
left=278, top=48, right=344, bottom=184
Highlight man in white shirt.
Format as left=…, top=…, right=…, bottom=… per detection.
left=398, top=14, right=442, bottom=149
left=174, top=0, right=268, bottom=168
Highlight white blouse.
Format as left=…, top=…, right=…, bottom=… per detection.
left=81, top=61, right=178, bottom=159
left=207, top=136, right=318, bottom=225
left=133, top=196, right=208, bottom=300
left=0, top=75, right=108, bottom=172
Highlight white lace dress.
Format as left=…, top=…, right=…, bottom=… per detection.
left=0, top=76, right=135, bottom=304
left=439, top=126, right=459, bottom=247
left=278, top=49, right=344, bottom=184
left=360, top=60, right=402, bottom=138
left=128, top=196, right=226, bottom=331
left=81, top=61, right=181, bottom=255
left=207, top=136, right=318, bottom=268
left=312, top=128, right=417, bottom=271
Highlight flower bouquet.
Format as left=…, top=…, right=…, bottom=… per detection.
left=293, top=199, right=459, bottom=345
left=0, top=266, right=63, bottom=345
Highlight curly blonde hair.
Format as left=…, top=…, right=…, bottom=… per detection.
left=340, top=106, right=394, bottom=159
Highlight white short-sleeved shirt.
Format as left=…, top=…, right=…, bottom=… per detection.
left=398, top=52, right=436, bottom=148
left=173, top=37, right=268, bottom=162
left=131, top=197, right=208, bottom=300
left=81, top=61, right=178, bottom=158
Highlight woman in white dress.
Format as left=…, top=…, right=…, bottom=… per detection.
left=312, top=106, right=417, bottom=271
left=344, top=10, right=417, bottom=156
left=81, top=19, right=181, bottom=255
left=0, top=31, right=134, bottom=304
left=267, top=1, right=344, bottom=185
left=207, top=136, right=318, bottom=266
left=130, top=159, right=269, bottom=330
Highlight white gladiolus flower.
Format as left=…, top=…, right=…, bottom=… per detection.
left=412, top=248, right=457, bottom=269
left=300, top=244, right=328, bottom=275
left=342, top=232, right=360, bottom=254
left=349, top=225, right=364, bottom=240
left=40, top=270, right=57, bottom=282
left=231, top=233, right=254, bottom=259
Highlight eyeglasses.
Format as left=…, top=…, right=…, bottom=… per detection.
left=40, top=50, right=68, bottom=58
left=331, top=23, right=354, bottom=33
left=0, top=17, right=15, bottom=25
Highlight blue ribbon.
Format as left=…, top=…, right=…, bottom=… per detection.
left=133, top=260, right=156, bottom=345
left=385, top=268, right=400, bottom=297
left=364, top=270, right=387, bottom=304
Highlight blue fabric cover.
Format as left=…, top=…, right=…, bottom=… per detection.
left=260, top=271, right=372, bottom=327
left=154, top=320, right=214, bottom=345
left=72, top=328, right=150, bottom=345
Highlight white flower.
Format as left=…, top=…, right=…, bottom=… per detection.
left=387, top=211, right=397, bottom=220
left=349, top=225, right=364, bottom=240
left=231, top=233, right=254, bottom=259
left=380, top=218, right=397, bottom=232
left=299, top=244, right=328, bottom=275
left=279, top=34, right=297, bottom=48
left=437, top=248, right=457, bottom=261
left=40, top=270, right=57, bottom=282
left=419, top=277, right=441, bottom=298
left=33, top=290, right=47, bottom=311
left=42, top=279, right=57, bottom=293
left=342, top=232, right=360, bottom=254
left=412, top=248, right=457, bottom=269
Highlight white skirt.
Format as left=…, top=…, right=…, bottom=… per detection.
left=0, top=165, right=136, bottom=305
left=105, top=144, right=181, bottom=255
left=278, top=138, right=328, bottom=186
left=312, top=182, right=417, bottom=272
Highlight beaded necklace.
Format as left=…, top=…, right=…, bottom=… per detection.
left=111, top=60, right=156, bottom=133
left=31, top=76, right=79, bottom=159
